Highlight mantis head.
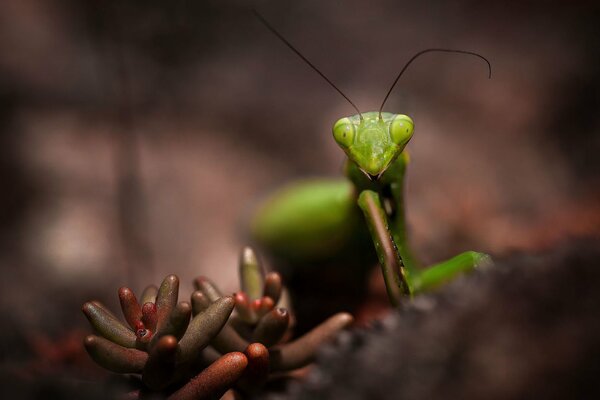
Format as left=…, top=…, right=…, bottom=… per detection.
left=333, top=112, right=413, bottom=180
left=254, top=11, right=491, bottom=180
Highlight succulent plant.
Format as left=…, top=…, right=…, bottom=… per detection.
left=82, top=247, right=354, bottom=398
left=193, top=247, right=354, bottom=393
left=82, top=275, right=248, bottom=399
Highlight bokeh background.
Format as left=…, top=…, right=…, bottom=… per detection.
left=0, top=0, right=599, bottom=395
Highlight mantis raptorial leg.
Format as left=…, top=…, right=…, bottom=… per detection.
left=357, top=190, right=410, bottom=306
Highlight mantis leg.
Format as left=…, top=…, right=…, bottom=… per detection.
left=410, top=251, right=492, bottom=294
left=387, top=152, right=421, bottom=274
left=388, top=152, right=492, bottom=295
left=357, top=190, right=411, bottom=306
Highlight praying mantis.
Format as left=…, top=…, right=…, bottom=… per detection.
left=249, top=12, right=492, bottom=306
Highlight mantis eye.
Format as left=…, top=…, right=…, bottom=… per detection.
left=390, top=114, right=414, bottom=146
left=333, top=117, right=355, bottom=148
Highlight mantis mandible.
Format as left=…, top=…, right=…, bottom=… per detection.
left=250, top=11, right=492, bottom=306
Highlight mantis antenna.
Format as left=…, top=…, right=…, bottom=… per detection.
left=253, top=10, right=363, bottom=120
left=378, top=48, right=492, bottom=119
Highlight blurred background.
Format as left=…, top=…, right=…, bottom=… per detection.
left=0, top=0, right=599, bottom=395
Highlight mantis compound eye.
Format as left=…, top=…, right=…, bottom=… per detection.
left=390, top=114, right=414, bottom=146
left=333, top=117, right=355, bottom=148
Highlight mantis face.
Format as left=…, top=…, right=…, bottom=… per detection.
left=333, top=111, right=414, bottom=179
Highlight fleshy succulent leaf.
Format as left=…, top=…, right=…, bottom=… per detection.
left=82, top=302, right=137, bottom=348
left=238, top=343, right=269, bottom=393
left=233, top=292, right=255, bottom=324
left=193, top=277, right=223, bottom=303
left=177, top=296, right=235, bottom=364
left=263, top=272, right=283, bottom=305
left=252, top=308, right=290, bottom=347
left=210, top=324, right=249, bottom=354
left=191, top=291, right=211, bottom=316
left=119, top=287, right=143, bottom=330
left=140, top=285, right=158, bottom=305
left=141, top=302, right=158, bottom=332
left=255, top=296, right=275, bottom=319
left=155, top=275, right=180, bottom=333
left=152, top=301, right=192, bottom=344
left=84, top=335, right=148, bottom=373
left=91, top=300, right=119, bottom=319
left=142, top=335, right=178, bottom=391
left=269, top=312, right=353, bottom=371
left=167, top=352, right=248, bottom=400
left=239, top=246, right=264, bottom=301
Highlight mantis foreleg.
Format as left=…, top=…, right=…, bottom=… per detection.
left=357, top=190, right=411, bottom=306
left=378, top=152, right=491, bottom=297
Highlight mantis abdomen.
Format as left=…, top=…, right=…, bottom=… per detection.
left=251, top=179, right=370, bottom=262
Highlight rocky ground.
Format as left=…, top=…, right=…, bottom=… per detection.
left=267, top=238, right=600, bottom=399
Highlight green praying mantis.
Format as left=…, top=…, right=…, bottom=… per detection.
left=249, top=12, right=492, bottom=306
